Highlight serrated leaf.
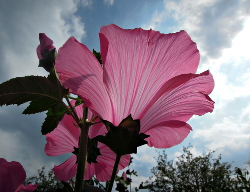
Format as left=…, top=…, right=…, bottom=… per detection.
left=41, top=108, right=65, bottom=135
left=0, top=76, right=65, bottom=108
left=23, top=97, right=59, bottom=114
left=23, top=73, right=68, bottom=114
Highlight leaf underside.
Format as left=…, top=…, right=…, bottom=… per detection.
left=0, top=75, right=68, bottom=134
left=0, top=76, right=65, bottom=109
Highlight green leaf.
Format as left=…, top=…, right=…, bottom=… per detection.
left=93, top=49, right=102, bottom=64
left=41, top=106, right=65, bottom=135
left=23, top=73, right=68, bottom=114
left=23, top=97, right=59, bottom=114
left=0, top=76, right=66, bottom=109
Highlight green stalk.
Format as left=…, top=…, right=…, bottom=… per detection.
left=74, top=107, right=89, bottom=192
left=65, top=96, right=80, bottom=123
left=107, top=154, right=122, bottom=192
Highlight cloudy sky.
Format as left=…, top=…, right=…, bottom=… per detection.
left=0, top=0, right=250, bottom=190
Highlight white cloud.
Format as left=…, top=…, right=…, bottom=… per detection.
left=81, top=0, right=93, bottom=7
left=193, top=116, right=250, bottom=154
left=104, top=0, right=114, bottom=6
left=130, top=175, right=149, bottom=191
left=145, top=0, right=250, bottom=60
left=201, top=18, right=250, bottom=112
left=142, top=10, right=166, bottom=30
left=65, top=15, right=86, bottom=41
left=132, top=145, right=157, bottom=164
left=173, top=146, right=203, bottom=162
left=81, top=0, right=114, bottom=7
left=0, top=129, right=47, bottom=176
left=219, top=17, right=250, bottom=62
left=0, top=131, right=22, bottom=161
left=0, top=0, right=86, bottom=81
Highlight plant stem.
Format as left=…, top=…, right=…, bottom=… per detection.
left=107, top=154, right=122, bottom=192
left=65, top=96, right=80, bottom=123
left=74, top=107, right=89, bottom=192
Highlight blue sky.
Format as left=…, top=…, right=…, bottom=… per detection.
left=0, top=0, right=250, bottom=190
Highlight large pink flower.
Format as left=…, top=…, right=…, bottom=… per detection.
left=0, top=158, right=37, bottom=192
left=55, top=24, right=214, bottom=148
left=45, top=102, right=130, bottom=182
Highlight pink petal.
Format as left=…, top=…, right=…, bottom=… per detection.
left=141, top=70, right=214, bottom=131
left=85, top=161, right=109, bottom=181
left=55, top=37, right=113, bottom=121
left=46, top=101, right=124, bottom=182
left=89, top=122, right=107, bottom=139
left=144, top=120, right=192, bottom=148
left=140, top=71, right=214, bottom=148
left=45, top=114, right=79, bottom=156
left=16, top=184, right=38, bottom=192
left=97, top=143, right=130, bottom=170
left=0, top=158, right=26, bottom=192
left=100, top=24, right=200, bottom=125
left=53, top=155, right=77, bottom=181
left=85, top=143, right=130, bottom=181
left=37, top=33, right=55, bottom=59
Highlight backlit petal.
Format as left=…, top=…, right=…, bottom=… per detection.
left=85, top=143, right=130, bottom=181
left=55, top=37, right=112, bottom=120
left=140, top=71, right=214, bottom=148
left=144, top=120, right=192, bottom=148
left=100, top=24, right=200, bottom=125
left=45, top=114, right=79, bottom=156
left=47, top=101, right=129, bottom=181
left=16, top=184, right=38, bottom=192
left=53, top=155, right=77, bottom=181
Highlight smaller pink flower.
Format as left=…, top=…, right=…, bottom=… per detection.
left=0, top=158, right=37, bottom=192
left=45, top=101, right=130, bottom=182
left=36, top=33, right=55, bottom=60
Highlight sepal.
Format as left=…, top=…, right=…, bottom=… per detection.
left=95, top=115, right=149, bottom=156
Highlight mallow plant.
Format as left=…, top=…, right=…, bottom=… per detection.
left=0, top=24, right=214, bottom=192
